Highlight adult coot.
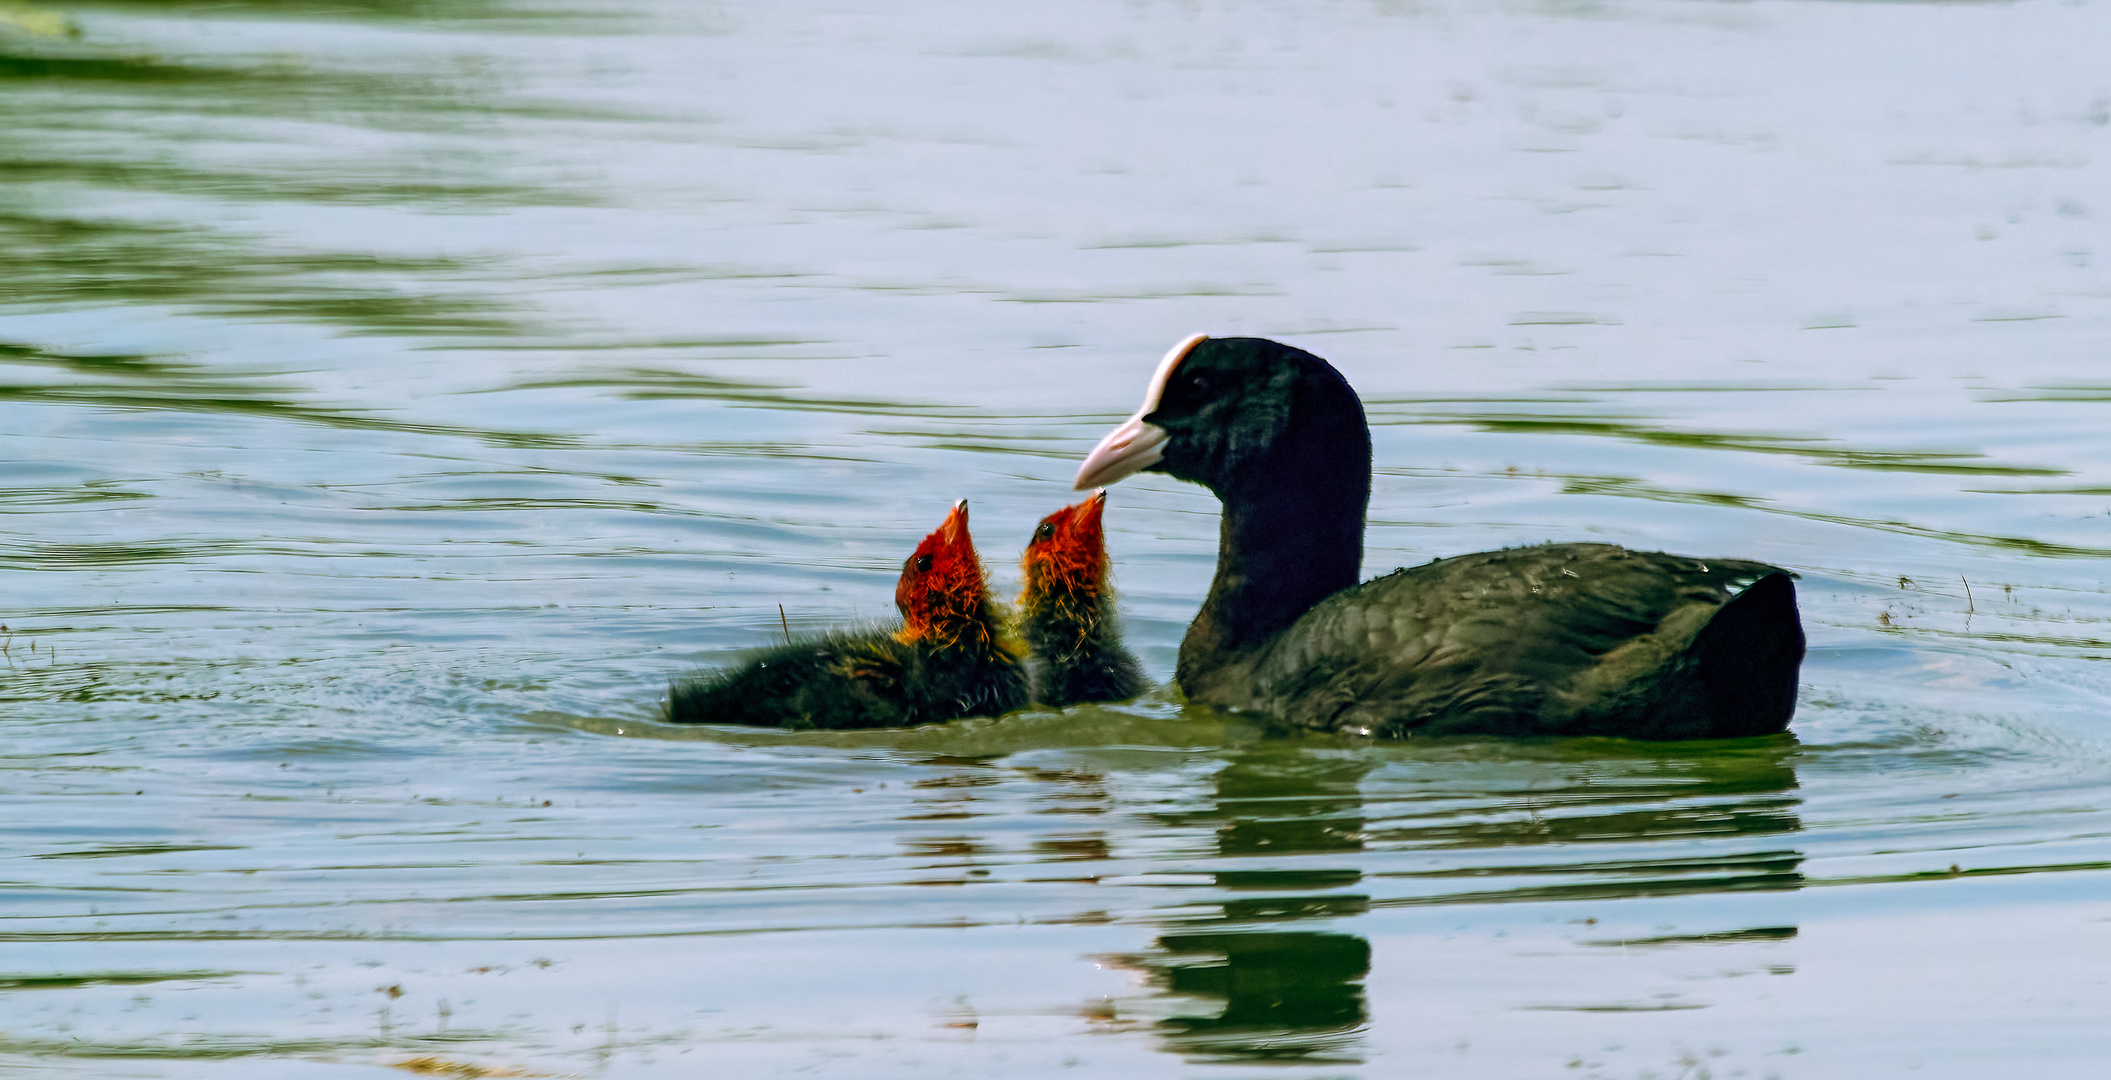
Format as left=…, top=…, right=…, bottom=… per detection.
left=1018, top=490, right=1148, bottom=706
left=1074, top=335, right=1804, bottom=739
left=666, top=500, right=1029, bottom=729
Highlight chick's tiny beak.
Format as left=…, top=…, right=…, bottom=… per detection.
left=940, top=499, right=969, bottom=543
left=1077, top=488, right=1108, bottom=531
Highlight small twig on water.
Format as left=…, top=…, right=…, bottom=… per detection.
left=1960, top=574, right=1975, bottom=614
left=778, top=604, right=792, bottom=646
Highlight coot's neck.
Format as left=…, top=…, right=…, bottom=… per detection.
left=1181, top=398, right=1370, bottom=680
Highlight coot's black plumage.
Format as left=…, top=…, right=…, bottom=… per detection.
left=1018, top=490, right=1148, bottom=706
left=666, top=501, right=1029, bottom=729
left=1074, top=335, right=1804, bottom=739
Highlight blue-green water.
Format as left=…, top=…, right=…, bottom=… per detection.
left=4, top=0, right=2111, bottom=1075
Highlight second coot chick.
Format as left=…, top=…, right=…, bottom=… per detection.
left=1019, top=490, right=1148, bottom=706
left=666, top=501, right=1029, bottom=729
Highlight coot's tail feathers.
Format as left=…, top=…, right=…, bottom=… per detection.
left=1694, top=573, right=1805, bottom=737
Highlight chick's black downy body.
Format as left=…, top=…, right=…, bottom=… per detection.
left=1025, top=616, right=1146, bottom=708
left=666, top=630, right=1024, bottom=730
left=665, top=501, right=1028, bottom=730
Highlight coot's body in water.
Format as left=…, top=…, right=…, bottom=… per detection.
left=1074, top=335, right=1804, bottom=740
left=666, top=501, right=1029, bottom=729
left=1018, top=490, right=1148, bottom=706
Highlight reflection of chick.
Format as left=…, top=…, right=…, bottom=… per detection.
left=666, top=501, right=1028, bottom=729
left=1019, top=490, right=1147, bottom=707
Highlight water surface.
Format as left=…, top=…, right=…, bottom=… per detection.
left=4, top=0, right=2111, bottom=1075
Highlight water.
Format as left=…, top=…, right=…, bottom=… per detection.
left=4, top=0, right=2110, bottom=1074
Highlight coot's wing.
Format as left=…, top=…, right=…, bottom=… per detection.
left=1248, top=543, right=1787, bottom=736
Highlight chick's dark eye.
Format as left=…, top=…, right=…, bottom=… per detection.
left=1034, top=523, right=1055, bottom=541
left=913, top=554, right=933, bottom=573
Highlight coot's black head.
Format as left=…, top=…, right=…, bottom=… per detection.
left=1075, top=335, right=1366, bottom=495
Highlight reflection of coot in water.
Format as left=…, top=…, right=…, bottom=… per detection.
left=1103, top=742, right=1807, bottom=1064
left=1146, top=930, right=1370, bottom=1064
left=1111, top=753, right=1376, bottom=1065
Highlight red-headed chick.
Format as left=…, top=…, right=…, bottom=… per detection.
left=669, top=500, right=1028, bottom=729
left=1019, top=490, right=1147, bottom=706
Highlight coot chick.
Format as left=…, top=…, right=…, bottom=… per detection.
left=1019, top=490, right=1148, bottom=706
left=666, top=500, right=1029, bottom=729
left=1074, top=335, right=1804, bottom=740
